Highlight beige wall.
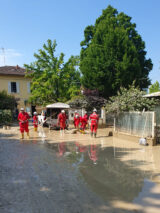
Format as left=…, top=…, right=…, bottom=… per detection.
left=0, top=75, right=32, bottom=111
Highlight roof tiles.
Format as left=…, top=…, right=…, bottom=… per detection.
left=0, top=65, right=27, bottom=76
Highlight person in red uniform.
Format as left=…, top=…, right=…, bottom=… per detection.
left=74, top=110, right=80, bottom=129
left=33, top=111, right=38, bottom=132
left=89, top=108, right=99, bottom=137
left=80, top=112, right=88, bottom=132
left=18, top=108, right=30, bottom=139
left=57, top=110, right=67, bottom=131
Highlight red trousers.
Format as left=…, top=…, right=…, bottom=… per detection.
left=33, top=124, right=38, bottom=128
left=74, top=120, right=80, bottom=128
left=60, top=121, right=66, bottom=130
left=90, top=123, right=98, bottom=133
left=19, top=122, right=29, bottom=133
left=80, top=122, right=87, bottom=130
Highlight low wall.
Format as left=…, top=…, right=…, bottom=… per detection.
left=113, top=131, right=156, bottom=146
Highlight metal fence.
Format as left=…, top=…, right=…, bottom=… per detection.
left=114, top=112, right=155, bottom=138
left=106, top=113, right=115, bottom=126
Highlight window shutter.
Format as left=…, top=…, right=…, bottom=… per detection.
left=16, top=82, right=20, bottom=93
left=8, top=82, right=11, bottom=93
left=27, top=82, right=30, bottom=93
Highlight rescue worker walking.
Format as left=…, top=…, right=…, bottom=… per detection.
left=74, top=110, right=80, bottom=129
left=57, top=110, right=67, bottom=131
left=80, top=111, right=88, bottom=133
left=89, top=108, right=99, bottom=138
left=18, top=108, right=30, bottom=139
left=33, top=112, right=38, bottom=132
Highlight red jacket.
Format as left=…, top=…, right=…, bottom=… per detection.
left=33, top=115, right=38, bottom=124
left=83, top=114, right=88, bottom=123
left=74, top=113, right=80, bottom=121
left=18, top=112, right=30, bottom=124
left=58, top=113, right=67, bottom=123
left=89, top=113, right=99, bottom=125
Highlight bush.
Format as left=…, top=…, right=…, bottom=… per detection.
left=0, top=90, right=16, bottom=111
left=0, top=110, right=12, bottom=125
left=105, top=83, right=159, bottom=114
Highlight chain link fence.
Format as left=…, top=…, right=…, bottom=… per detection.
left=114, top=112, right=155, bottom=138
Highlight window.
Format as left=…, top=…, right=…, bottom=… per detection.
left=27, top=82, right=31, bottom=93
left=11, top=82, right=17, bottom=93
left=8, top=82, right=19, bottom=93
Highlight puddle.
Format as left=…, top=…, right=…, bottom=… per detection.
left=46, top=141, right=160, bottom=205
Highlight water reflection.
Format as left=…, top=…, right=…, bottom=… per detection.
left=47, top=142, right=154, bottom=203
left=58, top=142, right=66, bottom=156
left=75, top=142, right=87, bottom=153
left=88, top=144, right=98, bottom=165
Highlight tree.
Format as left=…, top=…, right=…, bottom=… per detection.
left=24, top=39, right=81, bottom=105
left=80, top=5, right=152, bottom=98
left=149, top=81, right=160, bottom=93
left=105, top=83, right=158, bottom=114
left=67, top=89, right=106, bottom=111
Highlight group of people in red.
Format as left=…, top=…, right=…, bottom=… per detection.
left=74, top=108, right=99, bottom=137
left=74, top=110, right=88, bottom=132
left=57, top=108, right=99, bottom=137
left=18, top=107, right=99, bottom=139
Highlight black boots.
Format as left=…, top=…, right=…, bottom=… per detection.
left=91, top=132, right=96, bottom=138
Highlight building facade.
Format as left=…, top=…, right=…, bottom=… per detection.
left=0, top=65, right=33, bottom=113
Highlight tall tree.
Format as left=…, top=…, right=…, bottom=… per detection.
left=149, top=81, right=160, bottom=93
left=80, top=5, right=152, bottom=98
left=24, top=39, right=80, bottom=105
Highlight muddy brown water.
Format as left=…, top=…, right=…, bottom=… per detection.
left=1, top=126, right=160, bottom=213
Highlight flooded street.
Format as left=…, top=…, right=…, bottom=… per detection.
left=1, top=126, right=160, bottom=213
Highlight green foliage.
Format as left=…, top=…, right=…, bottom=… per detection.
left=24, top=39, right=81, bottom=105
left=80, top=5, right=152, bottom=98
left=105, top=83, right=158, bottom=114
left=149, top=81, right=160, bottom=93
left=0, top=90, right=16, bottom=111
left=0, top=110, right=12, bottom=125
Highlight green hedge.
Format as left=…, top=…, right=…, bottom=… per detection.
left=0, top=110, right=12, bottom=125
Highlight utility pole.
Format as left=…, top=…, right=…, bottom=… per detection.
left=1, top=47, right=5, bottom=65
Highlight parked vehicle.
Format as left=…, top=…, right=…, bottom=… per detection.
left=38, top=102, right=70, bottom=130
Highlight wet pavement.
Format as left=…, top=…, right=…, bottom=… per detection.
left=1, top=126, right=160, bottom=213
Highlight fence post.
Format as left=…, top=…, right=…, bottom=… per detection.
left=82, top=108, right=85, bottom=117
left=114, top=117, right=116, bottom=131
left=152, top=111, right=156, bottom=138
left=101, top=107, right=106, bottom=125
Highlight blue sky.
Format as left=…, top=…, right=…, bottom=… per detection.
left=0, top=0, right=159, bottom=84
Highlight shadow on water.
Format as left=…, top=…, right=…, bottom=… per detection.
left=1, top=136, right=160, bottom=212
